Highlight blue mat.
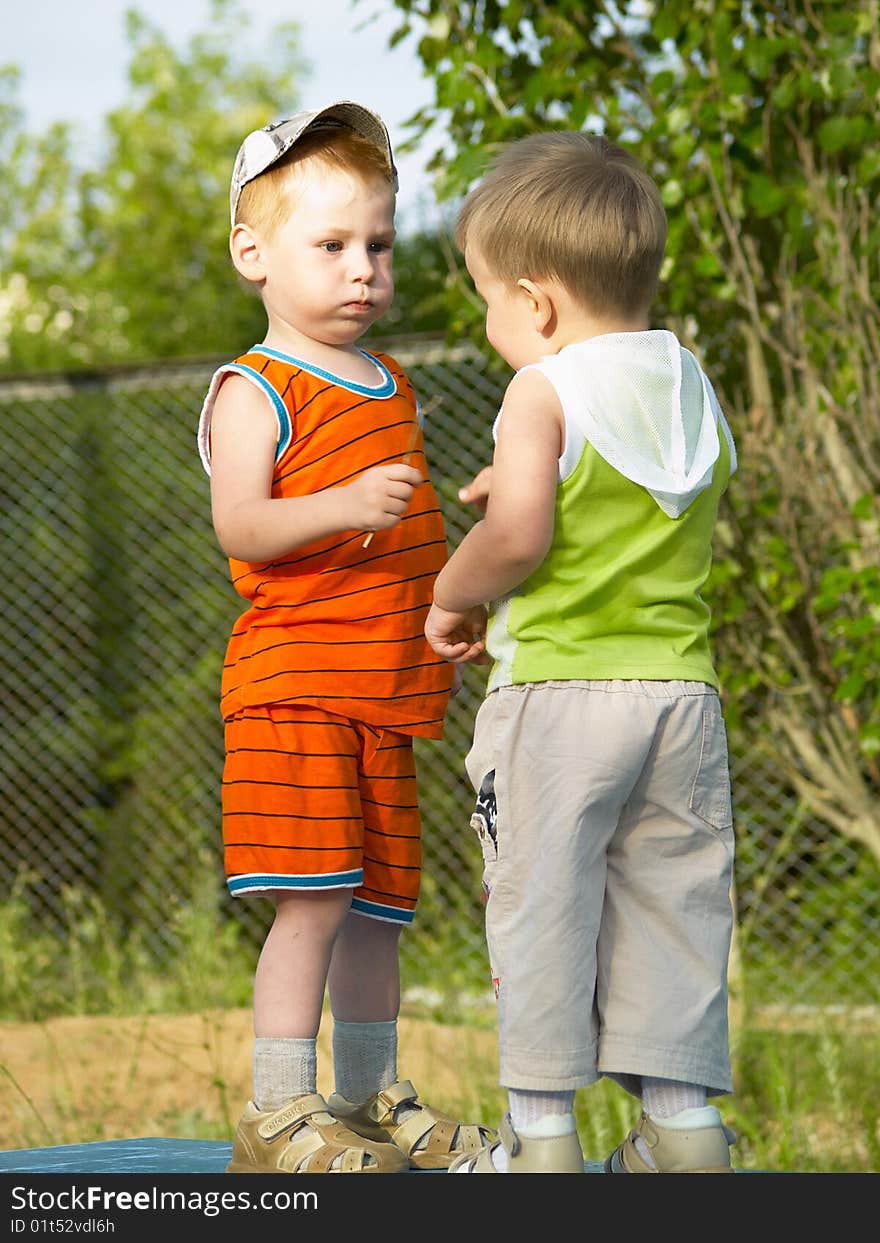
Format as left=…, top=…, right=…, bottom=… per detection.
left=0, top=1138, right=610, bottom=1174
left=0, top=1138, right=232, bottom=1174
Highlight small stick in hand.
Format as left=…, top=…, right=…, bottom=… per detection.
left=362, top=422, right=421, bottom=548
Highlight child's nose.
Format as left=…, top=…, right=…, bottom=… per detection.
left=348, top=247, right=370, bottom=279
left=348, top=248, right=377, bottom=282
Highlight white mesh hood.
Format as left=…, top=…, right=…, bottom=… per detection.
left=527, top=330, right=736, bottom=517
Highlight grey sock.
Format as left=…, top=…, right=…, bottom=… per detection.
left=252, top=1037, right=317, bottom=1111
left=332, top=1019, right=397, bottom=1104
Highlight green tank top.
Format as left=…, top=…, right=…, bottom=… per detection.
left=487, top=431, right=731, bottom=691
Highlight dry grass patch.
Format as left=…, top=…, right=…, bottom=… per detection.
left=0, top=1009, right=502, bottom=1152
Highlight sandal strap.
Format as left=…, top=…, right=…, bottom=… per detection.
left=391, top=1110, right=438, bottom=1153
left=291, top=1133, right=365, bottom=1174
left=499, top=1112, right=521, bottom=1157
left=327, top=1081, right=496, bottom=1168
left=613, top=1129, right=654, bottom=1173
left=373, top=1079, right=419, bottom=1122
left=448, top=1140, right=500, bottom=1173
left=255, top=1093, right=332, bottom=1141
left=263, top=1099, right=401, bottom=1173
left=388, top=1099, right=494, bottom=1160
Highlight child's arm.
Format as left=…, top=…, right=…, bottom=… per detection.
left=431, top=368, right=563, bottom=614
left=422, top=463, right=496, bottom=662
left=208, top=375, right=423, bottom=562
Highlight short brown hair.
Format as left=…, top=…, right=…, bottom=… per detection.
left=235, top=126, right=395, bottom=237
left=456, top=132, right=667, bottom=317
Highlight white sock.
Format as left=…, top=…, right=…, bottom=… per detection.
left=641, top=1077, right=706, bottom=1118
left=653, top=1105, right=721, bottom=1130
left=331, top=1018, right=397, bottom=1104
left=489, top=1091, right=576, bottom=1172
left=509, top=1089, right=576, bottom=1134
left=637, top=1078, right=709, bottom=1168
left=252, top=1037, right=316, bottom=1110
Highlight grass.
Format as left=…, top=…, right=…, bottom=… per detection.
left=0, top=880, right=877, bottom=1172
left=0, top=868, right=256, bottom=1021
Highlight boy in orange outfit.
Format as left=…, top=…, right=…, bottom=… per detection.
left=198, top=101, right=491, bottom=1174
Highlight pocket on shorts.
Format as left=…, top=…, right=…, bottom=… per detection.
left=469, top=768, right=499, bottom=866
left=688, top=699, right=734, bottom=832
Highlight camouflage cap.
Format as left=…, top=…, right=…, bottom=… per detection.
left=229, top=100, right=397, bottom=225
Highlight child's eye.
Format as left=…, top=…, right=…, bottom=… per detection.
left=368, top=240, right=392, bottom=253
left=323, top=241, right=343, bottom=253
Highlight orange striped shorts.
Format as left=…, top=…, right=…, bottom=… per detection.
left=221, top=704, right=421, bottom=924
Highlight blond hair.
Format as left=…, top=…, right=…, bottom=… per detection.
left=456, top=132, right=667, bottom=318
left=235, top=126, right=395, bottom=238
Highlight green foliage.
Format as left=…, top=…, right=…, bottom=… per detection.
left=388, top=0, right=879, bottom=378
left=814, top=551, right=880, bottom=754
left=0, top=866, right=254, bottom=1022
left=730, top=1024, right=880, bottom=1173
left=735, top=833, right=880, bottom=1005
left=2, top=0, right=302, bottom=370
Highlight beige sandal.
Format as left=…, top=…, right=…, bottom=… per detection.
left=448, top=1112, right=585, bottom=1174
left=327, top=1079, right=495, bottom=1170
left=604, top=1109, right=736, bottom=1173
left=226, top=1094, right=408, bottom=1174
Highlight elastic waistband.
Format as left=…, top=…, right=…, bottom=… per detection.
left=498, top=679, right=717, bottom=700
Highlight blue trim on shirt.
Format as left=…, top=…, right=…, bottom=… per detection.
left=224, top=363, right=293, bottom=462
left=250, top=345, right=396, bottom=399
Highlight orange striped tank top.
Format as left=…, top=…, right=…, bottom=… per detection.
left=198, top=345, right=454, bottom=737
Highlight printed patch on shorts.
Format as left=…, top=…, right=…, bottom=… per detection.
left=469, top=768, right=497, bottom=845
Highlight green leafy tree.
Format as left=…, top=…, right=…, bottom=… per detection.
left=0, top=0, right=304, bottom=371
left=388, top=0, right=880, bottom=860
left=0, top=66, right=83, bottom=370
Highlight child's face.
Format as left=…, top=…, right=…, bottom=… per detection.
left=464, top=243, right=542, bottom=370
left=258, top=161, right=396, bottom=347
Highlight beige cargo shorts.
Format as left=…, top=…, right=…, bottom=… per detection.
left=465, top=680, right=735, bottom=1096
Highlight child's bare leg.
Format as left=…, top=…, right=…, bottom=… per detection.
left=254, top=889, right=353, bottom=1035
left=326, top=911, right=494, bottom=1166
left=250, top=889, right=352, bottom=1110
left=328, top=909, right=402, bottom=1022
left=327, top=911, right=402, bottom=1105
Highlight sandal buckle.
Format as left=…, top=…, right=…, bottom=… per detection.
left=499, top=1112, right=521, bottom=1157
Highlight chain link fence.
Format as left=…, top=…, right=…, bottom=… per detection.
left=1, top=336, right=877, bottom=1013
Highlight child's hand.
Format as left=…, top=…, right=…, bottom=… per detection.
left=425, top=602, right=488, bottom=664
left=349, top=463, right=423, bottom=534
left=458, top=466, right=493, bottom=513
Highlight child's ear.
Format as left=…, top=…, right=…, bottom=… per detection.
left=230, top=223, right=266, bottom=284
left=516, top=277, right=555, bottom=334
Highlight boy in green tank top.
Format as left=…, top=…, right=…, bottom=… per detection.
left=425, top=131, right=739, bottom=1174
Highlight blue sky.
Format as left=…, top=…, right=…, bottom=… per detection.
left=5, top=0, right=441, bottom=230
